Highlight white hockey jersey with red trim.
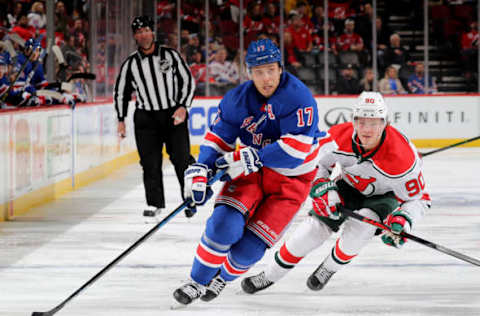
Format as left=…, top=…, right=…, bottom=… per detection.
left=317, top=122, right=431, bottom=224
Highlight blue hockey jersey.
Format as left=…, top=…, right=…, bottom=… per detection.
left=13, top=53, right=48, bottom=91
left=199, top=72, right=333, bottom=176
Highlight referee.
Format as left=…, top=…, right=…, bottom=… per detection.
left=114, top=15, right=196, bottom=218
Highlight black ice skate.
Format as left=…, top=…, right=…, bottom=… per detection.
left=201, top=274, right=226, bottom=302
left=143, top=207, right=162, bottom=217
left=306, top=262, right=335, bottom=291
left=241, top=271, right=274, bottom=294
left=173, top=282, right=206, bottom=305
left=184, top=205, right=197, bottom=218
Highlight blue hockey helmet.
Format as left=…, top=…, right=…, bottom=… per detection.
left=25, top=37, right=41, bottom=51
left=245, top=39, right=281, bottom=68
left=131, top=15, right=154, bottom=33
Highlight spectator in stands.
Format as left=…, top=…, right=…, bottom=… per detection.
left=208, top=46, right=239, bottom=95
left=185, top=33, right=202, bottom=64
left=336, top=63, right=361, bottom=94
left=359, top=67, right=376, bottom=92
left=262, top=2, right=280, bottom=35
left=407, top=62, right=437, bottom=94
left=355, top=2, right=374, bottom=49
left=28, top=2, right=46, bottom=30
left=328, top=0, right=354, bottom=35
left=66, top=17, right=88, bottom=61
left=7, top=2, right=23, bottom=28
left=11, top=14, right=36, bottom=41
left=311, top=5, right=335, bottom=39
left=182, top=1, right=203, bottom=34
left=383, top=33, right=410, bottom=71
left=336, top=18, right=364, bottom=52
left=243, top=2, right=265, bottom=43
left=296, top=1, right=313, bottom=31
left=283, top=30, right=302, bottom=73
left=180, top=29, right=191, bottom=48
left=189, top=49, right=208, bottom=95
left=62, top=34, right=80, bottom=66
left=376, top=17, right=391, bottom=52
left=54, top=1, right=70, bottom=36
left=375, top=17, right=392, bottom=72
left=460, top=21, right=479, bottom=92
left=311, top=5, right=337, bottom=56
left=286, top=10, right=313, bottom=66
left=379, top=66, right=407, bottom=95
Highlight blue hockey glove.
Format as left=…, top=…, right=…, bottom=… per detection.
left=215, top=147, right=263, bottom=181
left=381, top=210, right=412, bottom=248
left=184, top=163, right=213, bottom=205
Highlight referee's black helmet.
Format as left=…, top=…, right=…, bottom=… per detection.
left=131, top=16, right=154, bottom=33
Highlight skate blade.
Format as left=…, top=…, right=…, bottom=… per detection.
left=170, top=300, right=188, bottom=310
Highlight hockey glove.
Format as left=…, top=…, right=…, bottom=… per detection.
left=184, top=163, right=213, bottom=205
left=215, top=147, right=263, bottom=181
left=381, top=210, right=412, bottom=248
left=310, top=177, right=343, bottom=220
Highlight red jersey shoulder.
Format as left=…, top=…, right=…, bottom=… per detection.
left=373, top=125, right=416, bottom=176
left=328, top=122, right=354, bottom=153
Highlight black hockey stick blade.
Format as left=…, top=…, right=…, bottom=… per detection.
left=31, top=169, right=225, bottom=316
left=419, top=135, right=480, bottom=157
left=67, top=72, right=96, bottom=81
left=339, top=206, right=480, bottom=267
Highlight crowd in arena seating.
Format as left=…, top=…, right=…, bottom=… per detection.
left=1, top=0, right=477, bottom=105
left=0, top=1, right=90, bottom=108
left=156, top=0, right=477, bottom=96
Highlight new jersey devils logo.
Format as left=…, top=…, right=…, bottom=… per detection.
left=345, top=172, right=376, bottom=196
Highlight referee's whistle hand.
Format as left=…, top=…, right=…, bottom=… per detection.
left=117, top=121, right=126, bottom=138
left=172, top=107, right=186, bottom=125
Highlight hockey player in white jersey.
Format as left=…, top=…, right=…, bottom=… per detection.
left=241, top=91, right=431, bottom=294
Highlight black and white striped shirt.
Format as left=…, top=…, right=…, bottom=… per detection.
left=114, top=42, right=195, bottom=121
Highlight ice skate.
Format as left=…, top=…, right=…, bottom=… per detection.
left=184, top=205, right=197, bottom=218
left=306, top=262, right=335, bottom=291
left=241, top=271, right=274, bottom=294
left=173, top=281, right=206, bottom=305
left=142, top=207, right=162, bottom=217
left=201, top=274, right=226, bottom=302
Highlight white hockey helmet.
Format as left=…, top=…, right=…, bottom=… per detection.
left=352, top=91, right=388, bottom=120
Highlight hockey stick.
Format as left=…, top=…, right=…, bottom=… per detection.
left=339, top=206, right=480, bottom=267
left=31, top=169, right=226, bottom=316
left=419, top=135, right=480, bottom=157
left=67, top=72, right=96, bottom=81
left=44, top=73, right=96, bottom=93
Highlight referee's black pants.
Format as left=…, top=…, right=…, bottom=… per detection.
left=133, top=108, right=194, bottom=209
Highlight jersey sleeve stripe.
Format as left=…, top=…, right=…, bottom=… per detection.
left=304, top=143, right=320, bottom=163
left=280, top=135, right=313, bottom=153
left=203, top=131, right=235, bottom=153
left=277, top=140, right=309, bottom=160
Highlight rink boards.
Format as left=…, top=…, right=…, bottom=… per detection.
left=0, top=95, right=479, bottom=220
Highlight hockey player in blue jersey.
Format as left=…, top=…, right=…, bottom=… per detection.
left=12, top=38, right=48, bottom=96
left=173, top=39, right=335, bottom=305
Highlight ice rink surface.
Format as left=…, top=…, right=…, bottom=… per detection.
left=1, top=148, right=479, bottom=316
